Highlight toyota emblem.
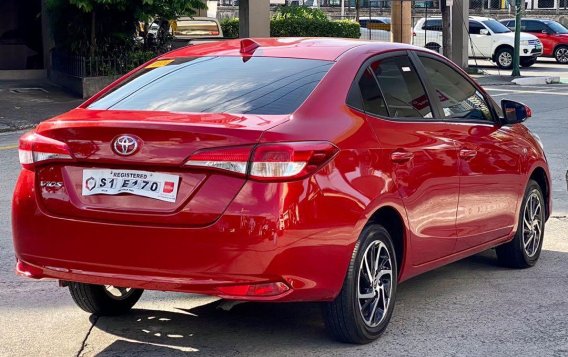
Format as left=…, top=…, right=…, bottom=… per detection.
left=112, top=135, right=139, bottom=156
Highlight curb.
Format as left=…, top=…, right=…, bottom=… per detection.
left=511, top=76, right=561, bottom=85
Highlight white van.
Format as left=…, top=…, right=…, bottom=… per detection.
left=412, top=16, right=543, bottom=69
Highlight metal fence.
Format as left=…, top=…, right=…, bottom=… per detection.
left=51, top=51, right=151, bottom=78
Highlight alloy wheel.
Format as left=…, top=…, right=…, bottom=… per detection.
left=499, top=52, right=513, bottom=68
left=556, top=47, right=568, bottom=64
left=104, top=285, right=135, bottom=300
left=357, top=240, right=393, bottom=328
left=522, top=191, right=543, bottom=258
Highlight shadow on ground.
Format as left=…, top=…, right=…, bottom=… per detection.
left=90, top=249, right=540, bottom=356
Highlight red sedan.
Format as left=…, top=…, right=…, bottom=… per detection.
left=12, top=38, right=550, bottom=343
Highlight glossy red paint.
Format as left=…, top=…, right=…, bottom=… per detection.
left=531, top=29, right=568, bottom=57
left=12, top=38, right=551, bottom=302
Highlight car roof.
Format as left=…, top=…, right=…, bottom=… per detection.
left=499, top=17, right=556, bottom=22
left=419, top=16, right=493, bottom=21
left=162, top=38, right=417, bottom=61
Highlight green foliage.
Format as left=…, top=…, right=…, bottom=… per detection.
left=221, top=6, right=360, bottom=39
left=220, top=18, right=239, bottom=39
left=46, top=0, right=204, bottom=56
left=270, top=18, right=360, bottom=38
left=272, top=5, right=328, bottom=21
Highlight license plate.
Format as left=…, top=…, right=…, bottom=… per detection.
left=82, top=169, right=180, bottom=203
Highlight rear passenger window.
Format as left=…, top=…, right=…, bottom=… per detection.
left=372, top=56, right=433, bottom=119
left=419, top=56, right=492, bottom=121
left=357, top=67, right=389, bottom=117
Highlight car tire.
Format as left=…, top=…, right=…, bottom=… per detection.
left=425, top=42, right=441, bottom=54
left=520, top=58, right=536, bottom=67
left=495, top=47, right=514, bottom=69
left=68, top=283, right=143, bottom=315
left=322, top=224, right=397, bottom=344
left=554, top=45, right=568, bottom=64
left=496, top=180, right=545, bottom=269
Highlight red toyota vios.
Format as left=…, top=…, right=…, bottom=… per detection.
left=12, top=38, right=550, bottom=344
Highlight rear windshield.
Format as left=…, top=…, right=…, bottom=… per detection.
left=422, top=19, right=442, bottom=31
left=88, top=57, right=333, bottom=115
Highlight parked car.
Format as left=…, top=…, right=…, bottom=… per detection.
left=500, top=18, right=568, bottom=64
left=13, top=38, right=550, bottom=344
left=169, top=16, right=224, bottom=48
left=359, top=16, right=391, bottom=41
left=413, top=16, right=543, bottom=69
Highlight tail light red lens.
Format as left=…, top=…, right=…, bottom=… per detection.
left=18, top=132, right=74, bottom=169
left=184, top=141, right=338, bottom=181
left=217, top=282, right=290, bottom=297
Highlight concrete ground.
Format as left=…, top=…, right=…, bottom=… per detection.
left=1, top=81, right=567, bottom=356
left=0, top=80, right=82, bottom=132
left=470, top=57, right=568, bottom=84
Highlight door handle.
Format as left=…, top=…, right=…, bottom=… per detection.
left=391, top=150, right=414, bottom=163
left=460, top=148, right=477, bottom=160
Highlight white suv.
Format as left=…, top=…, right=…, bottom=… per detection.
left=413, top=16, right=543, bottom=69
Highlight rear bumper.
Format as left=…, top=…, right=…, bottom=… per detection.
left=12, top=168, right=360, bottom=302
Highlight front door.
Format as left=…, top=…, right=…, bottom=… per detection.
left=469, top=20, right=494, bottom=58
left=416, top=53, right=524, bottom=251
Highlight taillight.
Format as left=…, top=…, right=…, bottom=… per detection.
left=184, top=145, right=253, bottom=175
left=18, top=132, right=74, bottom=169
left=184, top=141, right=338, bottom=181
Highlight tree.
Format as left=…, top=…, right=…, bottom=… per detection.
left=47, top=0, right=205, bottom=56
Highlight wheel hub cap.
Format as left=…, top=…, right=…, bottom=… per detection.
left=357, top=240, right=393, bottom=328
left=522, top=191, right=543, bottom=258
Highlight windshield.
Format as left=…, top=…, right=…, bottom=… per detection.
left=88, top=57, right=333, bottom=115
left=545, top=21, right=568, bottom=34
left=482, top=20, right=512, bottom=34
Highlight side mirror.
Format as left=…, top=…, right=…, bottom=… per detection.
left=541, top=29, right=550, bottom=34
left=501, top=99, right=532, bottom=124
left=480, top=29, right=490, bottom=36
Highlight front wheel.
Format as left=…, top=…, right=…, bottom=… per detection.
left=323, top=224, right=397, bottom=344
left=69, top=283, right=143, bottom=315
left=496, top=180, right=545, bottom=268
left=554, top=45, right=568, bottom=64
left=495, top=47, right=514, bottom=69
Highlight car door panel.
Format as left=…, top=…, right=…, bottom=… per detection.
left=369, top=119, right=461, bottom=264
left=415, top=54, right=524, bottom=251
left=351, top=53, right=460, bottom=265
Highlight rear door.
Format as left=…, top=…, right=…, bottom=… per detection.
left=349, top=51, right=460, bottom=265
left=415, top=53, right=524, bottom=251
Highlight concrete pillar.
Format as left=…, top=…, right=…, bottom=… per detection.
left=451, top=0, right=469, bottom=69
left=391, top=0, right=412, bottom=44
left=239, top=0, right=271, bottom=38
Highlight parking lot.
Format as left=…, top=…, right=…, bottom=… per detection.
left=1, top=70, right=568, bottom=356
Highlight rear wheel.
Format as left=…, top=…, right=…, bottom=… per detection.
left=554, top=45, right=568, bottom=64
left=495, top=47, right=514, bottom=69
left=520, top=57, right=536, bottom=67
left=496, top=180, right=545, bottom=268
left=68, top=283, right=143, bottom=315
left=323, top=224, right=397, bottom=344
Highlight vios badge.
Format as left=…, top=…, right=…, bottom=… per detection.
left=112, top=135, right=140, bottom=156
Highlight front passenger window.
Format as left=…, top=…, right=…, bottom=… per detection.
left=419, top=56, right=492, bottom=121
